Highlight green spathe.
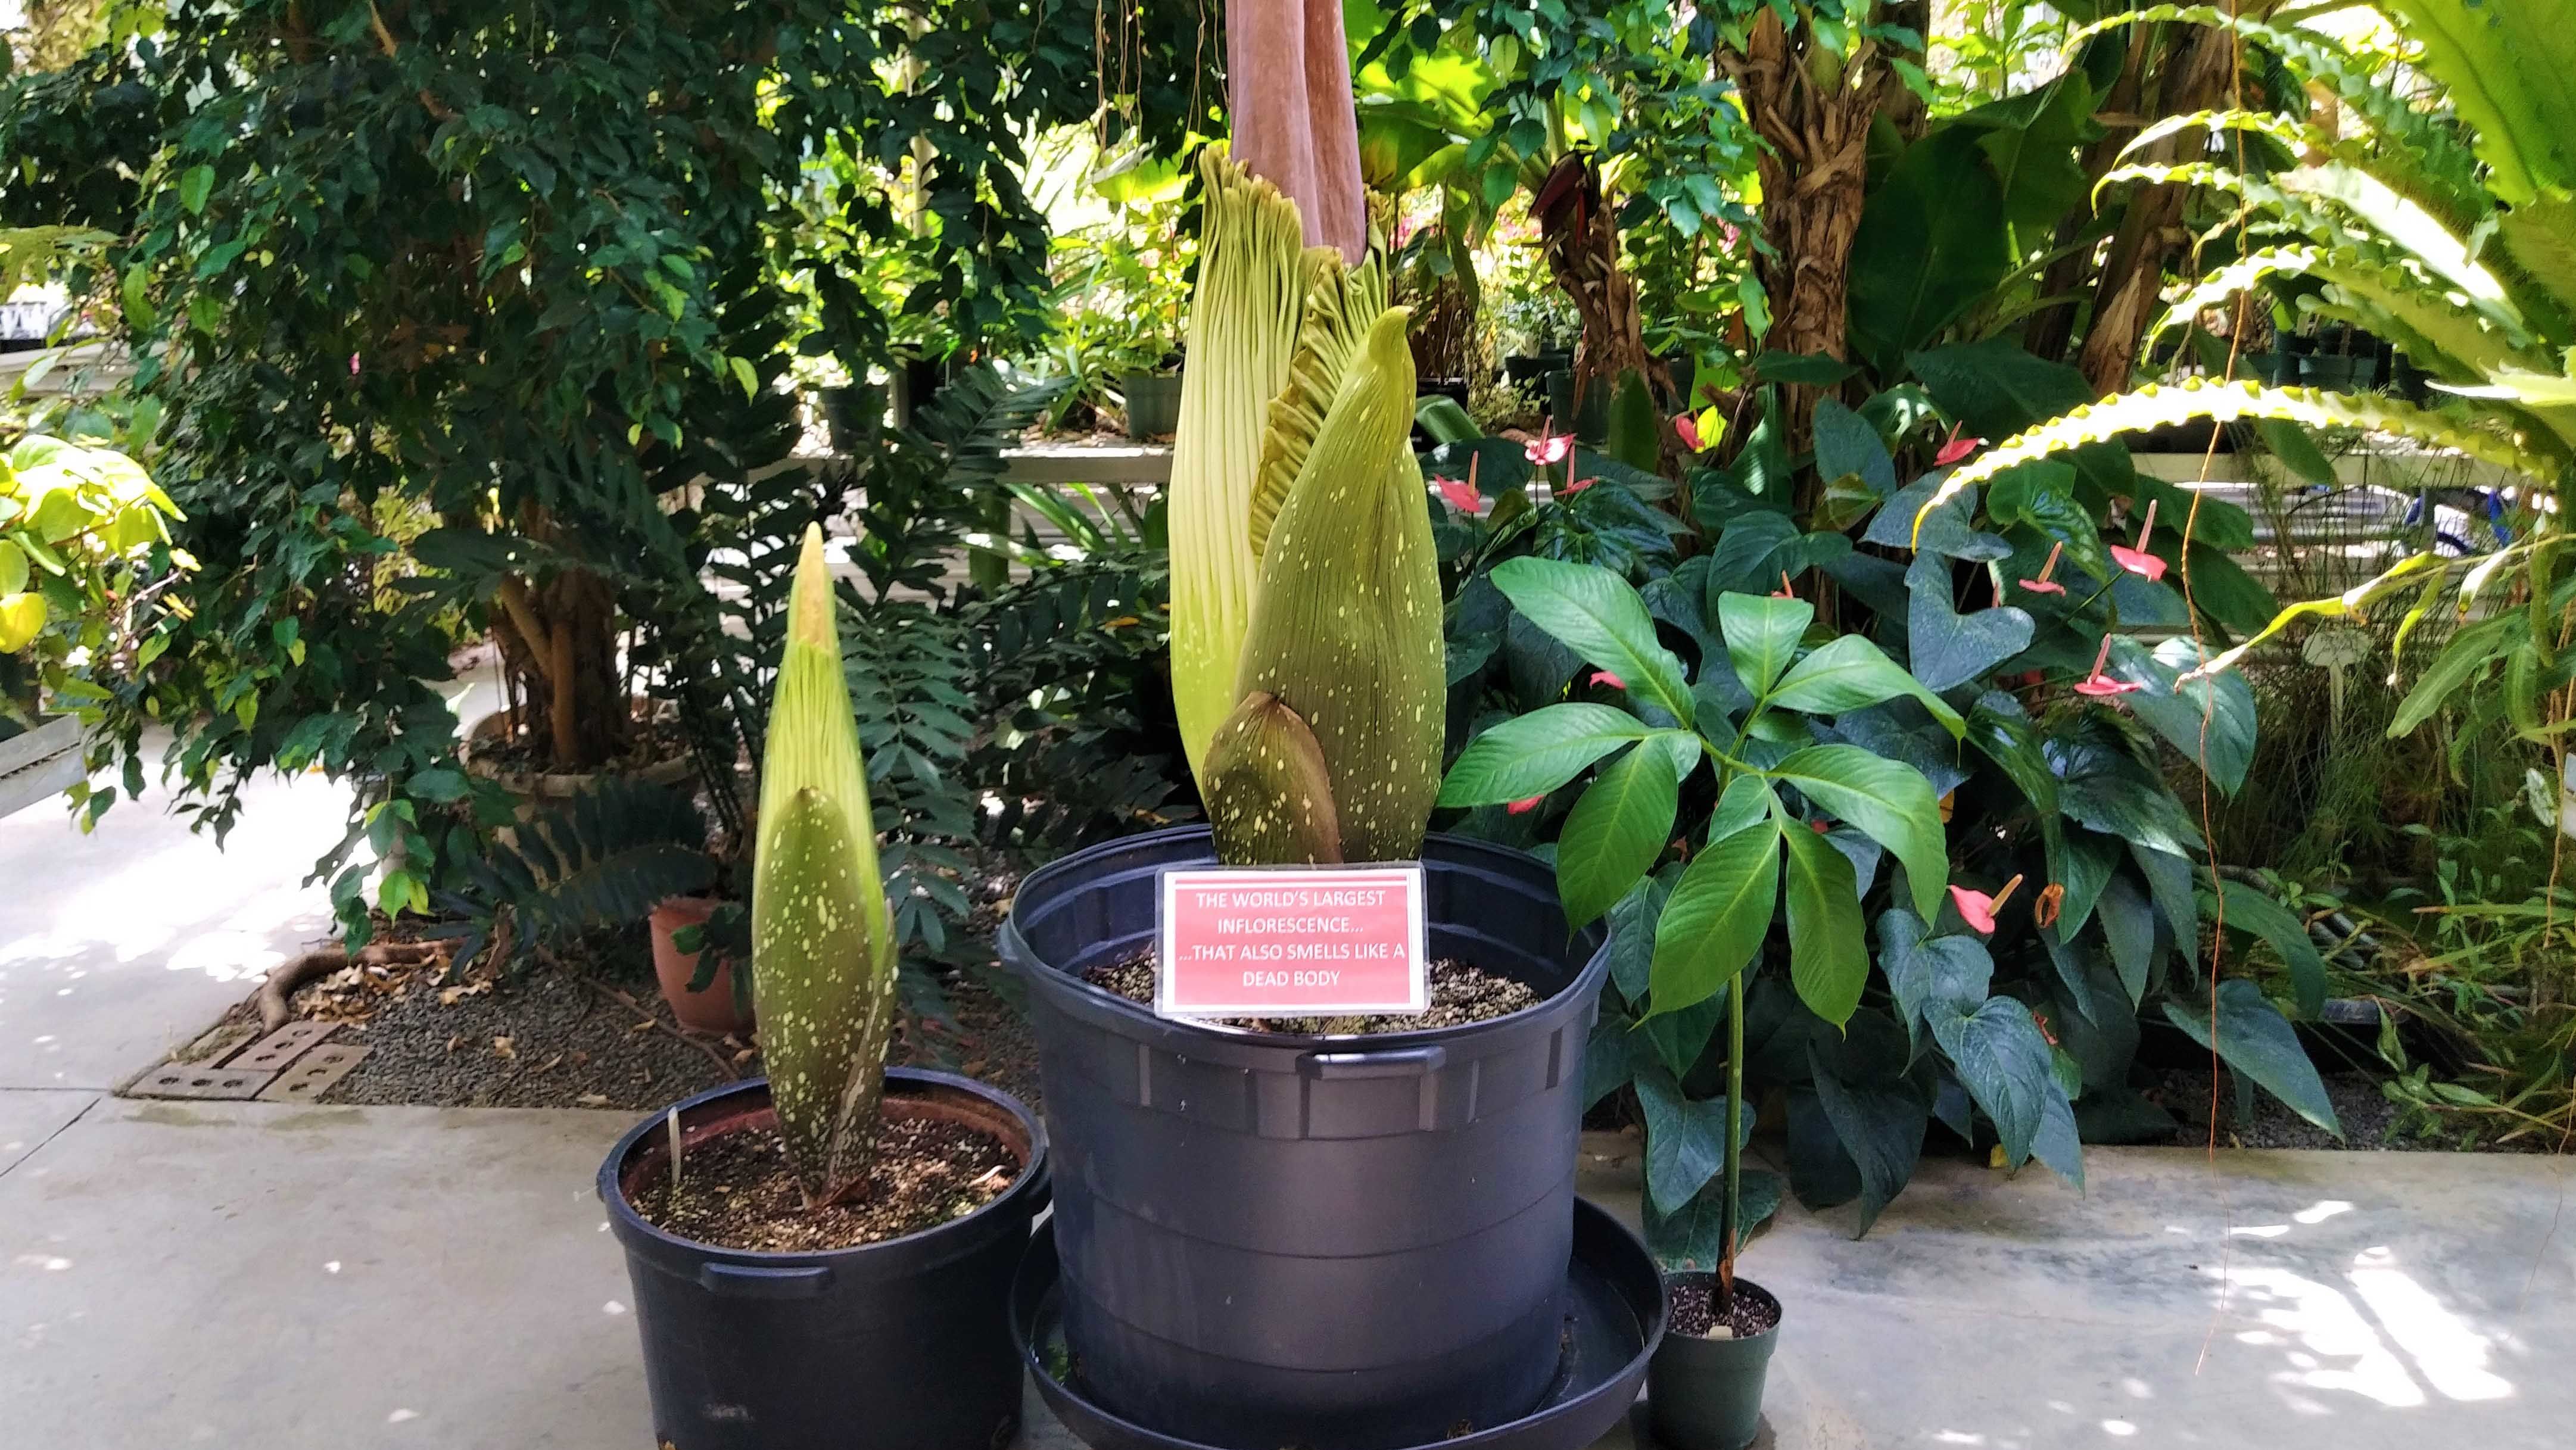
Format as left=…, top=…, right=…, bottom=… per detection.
left=754, top=525, right=896, bottom=1206
left=1208, top=307, right=1443, bottom=863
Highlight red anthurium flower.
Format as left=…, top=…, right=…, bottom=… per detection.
left=1590, top=671, right=1626, bottom=689
left=1949, top=874, right=2024, bottom=936
left=1809, top=818, right=1833, bottom=835
left=2113, top=498, right=2166, bottom=581
left=2019, top=540, right=2067, bottom=595
left=1673, top=412, right=1703, bottom=452
left=1769, top=569, right=1796, bottom=600
left=1934, top=432, right=1986, bottom=467
left=2073, top=635, right=2144, bottom=697
left=1560, top=475, right=1597, bottom=495
left=1432, top=474, right=1481, bottom=514
left=2108, top=544, right=2167, bottom=582
left=1525, top=428, right=1574, bottom=466
left=1506, top=794, right=1545, bottom=815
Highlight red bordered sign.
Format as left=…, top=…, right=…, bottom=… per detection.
left=1155, top=865, right=1428, bottom=1018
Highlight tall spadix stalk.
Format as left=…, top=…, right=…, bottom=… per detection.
left=754, top=525, right=898, bottom=1208
left=1170, top=152, right=1443, bottom=866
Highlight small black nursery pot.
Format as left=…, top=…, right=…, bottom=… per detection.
left=1646, top=1274, right=1781, bottom=1450
left=600, top=1071, right=1049, bottom=1450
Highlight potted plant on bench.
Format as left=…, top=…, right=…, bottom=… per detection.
left=598, top=526, right=1047, bottom=1450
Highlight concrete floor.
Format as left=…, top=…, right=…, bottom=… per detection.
left=3, top=765, right=2573, bottom=1448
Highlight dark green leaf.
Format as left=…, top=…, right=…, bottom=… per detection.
left=1928, top=995, right=2060, bottom=1168
left=1907, top=553, right=2034, bottom=691
left=2214, top=878, right=2328, bottom=1019
left=1812, top=397, right=1896, bottom=498
left=2162, top=980, right=2341, bottom=1136
left=1644, top=1168, right=1784, bottom=1270
left=1637, top=1067, right=1734, bottom=1216
left=1877, top=908, right=1993, bottom=1043
left=1808, top=1041, right=1931, bottom=1237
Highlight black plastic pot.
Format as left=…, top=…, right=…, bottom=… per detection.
left=1121, top=371, right=1184, bottom=438
left=998, top=826, right=1611, bottom=1450
left=1503, top=350, right=1571, bottom=388
left=1645, top=1276, right=1781, bottom=1450
left=600, top=1072, right=1050, bottom=1450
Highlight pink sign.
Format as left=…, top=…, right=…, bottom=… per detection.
left=1156, top=866, right=1428, bottom=1018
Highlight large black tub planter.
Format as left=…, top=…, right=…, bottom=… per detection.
left=600, top=1070, right=1050, bottom=1450
left=998, top=825, right=1620, bottom=1450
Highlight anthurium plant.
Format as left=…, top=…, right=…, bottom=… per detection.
left=754, top=524, right=899, bottom=1206
left=1429, top=367, right=2336, bottom=1277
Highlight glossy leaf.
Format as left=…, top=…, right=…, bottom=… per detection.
left=1644, top=1168, right=1784, bottom=1270
left=1808, top=1041, right=1931, bottom=1237
left=1438, top=704, right=1648, bottom=806
left=1878, top=908, right=1993, bottom=1043
left=1647, top=822, right=1781, bottom=1019
left=1767, top=634, right=1966, bottom=737
left=2214, top=878, right=2327, bottom=1019
left=1556, top=738, right=1684, bottom=930
left=1928, top=995, right=2060, bottom=1169
left=1906, top=553, right=2034, bottom=691
left=1717, top=591, right=1814, bottom=696
left=1637, top=1066, right=1736, bottom=1217
left=1771, top=744, right=1947, bottom=919
left=1777, top=801, right=1869, bottom=1026
left=1491, top=557, right=1694, bottom=726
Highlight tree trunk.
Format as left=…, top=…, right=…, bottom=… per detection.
left=1719, top=10, right=1887, bottom=478
left=1532, top=158, right=1664, bottom=420
left=491, top=565, right=625, bottom=772
left=2073, top=22, right=2239, bottom=395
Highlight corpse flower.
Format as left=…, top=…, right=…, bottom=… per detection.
left=1949, top=874, right=2024, bottom=936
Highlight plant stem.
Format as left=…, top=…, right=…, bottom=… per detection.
left=1718, top=968, right=1745, bottom=1316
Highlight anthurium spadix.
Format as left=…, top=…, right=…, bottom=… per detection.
left=754, top=524, right=898, bottom=1207
left=1206, top=305, right=1444, bottom=865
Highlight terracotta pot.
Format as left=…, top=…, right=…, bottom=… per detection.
left=650, top=896, right=750, bottom=1036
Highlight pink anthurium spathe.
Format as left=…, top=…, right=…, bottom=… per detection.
left=1560, top=475, right=1597, bottom=495
left=1949, top=874, right=2024, bottom=936
left=1590, top=671, right=1626, bottom=689
left=1933, top=428, right=1986, bottom=467
left=2018, top=540, right=2067, bottom=596
left=2072, top=635, right=2143, bottom=697
left=1506, top=794, right=1544, bottom=815
left=2112, top=498, right=2167, bottom=581
left=1525, top=428, right=1574, bottom=466
left=1432, top=474, right=1481, bottom=514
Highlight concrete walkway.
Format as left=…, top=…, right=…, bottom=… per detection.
left=4, top=772, right=2572, bottom=1448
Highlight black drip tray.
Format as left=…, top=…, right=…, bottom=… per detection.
left=1013, top=1198, right=1668, bottom=1450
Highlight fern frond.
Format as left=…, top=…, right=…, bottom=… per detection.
left=2117, top=108, right=2312, bottom=166
left=1911, top=379, right=2568, bottom=546
left=2148, top=246, right=2323, bottom=343
left=2064, top=5, right=2487, bottom=215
